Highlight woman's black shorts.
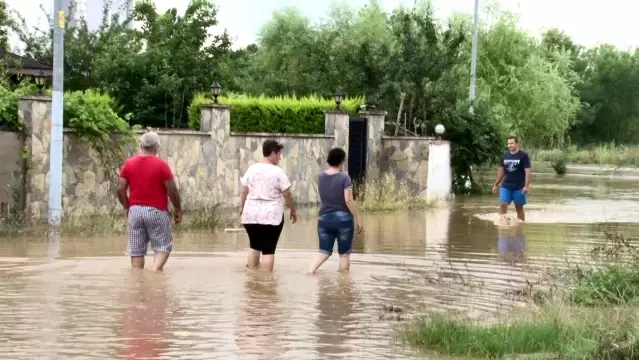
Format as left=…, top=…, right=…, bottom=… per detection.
left=243, top=217, right=284, bottom=255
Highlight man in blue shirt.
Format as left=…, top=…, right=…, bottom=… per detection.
left=492, top=136, right=532, bottom=221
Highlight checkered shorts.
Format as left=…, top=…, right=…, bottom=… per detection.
left=126, top=205, right=173, bottom=256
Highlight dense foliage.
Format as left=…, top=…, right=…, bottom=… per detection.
left=188, top=94, right=363, bottom=133
left=10, top=0, right=231, bottom=128
left=0, top=72, right=36, bottom=131
left=2, top=0, right=639, bottom=190
left=63, top=89, right=134, bottom=142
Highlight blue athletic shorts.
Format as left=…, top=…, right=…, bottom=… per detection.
left=499, top=187, right=527, bottom=206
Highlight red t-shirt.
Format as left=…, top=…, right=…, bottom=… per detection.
left=119, top=155, right=174, bottom=211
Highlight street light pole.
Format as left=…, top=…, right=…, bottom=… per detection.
left=469, top=0, right=479, bottom=115
left=48, top=0, right=65, bottom=226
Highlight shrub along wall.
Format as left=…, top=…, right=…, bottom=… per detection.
left=188, top=94, right=364, bottom=134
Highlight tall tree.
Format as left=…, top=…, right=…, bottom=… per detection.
left=10, top=0, right=231, bottom=128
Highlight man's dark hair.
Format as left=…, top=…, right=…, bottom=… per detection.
left=262, top=140, right=284, bottom=157
left=507, top=136, right=518, bottom=143
left=327, top=147, right=347, bottom=167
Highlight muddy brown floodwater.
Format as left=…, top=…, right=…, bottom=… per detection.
left=2, top=172, right=639, bottom=359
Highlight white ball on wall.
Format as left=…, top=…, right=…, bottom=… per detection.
left=435, top=124, right=445, bottom=135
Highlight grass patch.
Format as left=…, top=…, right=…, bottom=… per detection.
left=532, top=144, right=639, bottom=167
left=404, top=306, right=639, bottom=359
left=356, top=174, right=429, bottom=213
left=569, top=265, right=639, bottom=306
left=401, top=224, right=639, bottom=359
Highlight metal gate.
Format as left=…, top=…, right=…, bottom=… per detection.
left=348, top=117, right=368, bottom=193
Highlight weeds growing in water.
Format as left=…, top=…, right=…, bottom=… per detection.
left=401, top=224, right=639, bottom=359
left=532, top=144, right=639, bottom=167
left=356, top=174, right=429, bottom=213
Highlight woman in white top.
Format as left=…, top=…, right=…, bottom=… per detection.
left=239, top=140, right=297, bottom=271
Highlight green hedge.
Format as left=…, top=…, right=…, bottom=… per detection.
left=187, top=94, right=364, bottom=133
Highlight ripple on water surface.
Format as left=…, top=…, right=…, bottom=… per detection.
left=0, top=249, right=541, bottom=360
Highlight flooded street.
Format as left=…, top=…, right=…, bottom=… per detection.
left=1, top=172, right=639, bottom=359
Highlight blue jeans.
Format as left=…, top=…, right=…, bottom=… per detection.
left=499, top=187, right=527, bottom=206
left=317, top=211, right=354, bottom=256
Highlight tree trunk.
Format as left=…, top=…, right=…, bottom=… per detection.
left=394, top=92, right=406, bottom=136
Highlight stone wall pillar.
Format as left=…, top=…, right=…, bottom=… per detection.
left=200, top=103, right=239, bottom=202
left=426, top=140, right=452, bottom=204
left=324, top=110, right=349, bottom=168
left=360, top=110, right=386, bottom=181
left=18, top=96, right=53, bottom=218
left=324, top=110, right=349, bottom=147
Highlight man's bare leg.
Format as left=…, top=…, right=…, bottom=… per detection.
left=515, top=205, right=525, bottom=221
left=247, top=249, right=261, bottom=269
left=131, top=256, right=145, bottom=269
left=338, top=254, right=350, bottom=272
left=152, top=252, right=170, bottom=271
left=261, top=254, right=275, bottom=272
left=308, top=253, right=330, bottom=274
left=499, top=203, right=508, bottom=215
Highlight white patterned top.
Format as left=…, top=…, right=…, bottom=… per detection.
left=240, top=162, right=291, bottom=226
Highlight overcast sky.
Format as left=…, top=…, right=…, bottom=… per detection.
left=6, top=0, right=638, bottom=51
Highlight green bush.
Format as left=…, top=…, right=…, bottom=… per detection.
left=0, top=74, right=37, bottom=132
left=445, top=105, right=503, bottom=195
left=187, top=93, right=364, bottom=133
left=551, top=158, right=568, bottom=175
left=570, top=265, right=639, bottom=306
left=63, top=89, right=134, bottom=142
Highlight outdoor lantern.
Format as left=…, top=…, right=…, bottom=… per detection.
left=334, top=90, right=345, bottom=109
left=211, top=81, right=221, bottom=104
left=34, top=71, right=46, bottom=95
left=435, top=124, right=445, bottom=139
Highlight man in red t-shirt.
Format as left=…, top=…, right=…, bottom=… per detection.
left=117, top=131, right=182, bottom=271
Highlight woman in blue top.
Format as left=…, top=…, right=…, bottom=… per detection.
left=308, top=148, right=363, bottom=274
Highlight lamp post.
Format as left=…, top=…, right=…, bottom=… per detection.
left=435, top=124, right=445, bottom=140
left=34, top=71, right=47, bottom=95
left=211, top=81, right=221, bottom=104
left=334, top=90, right=345, bottom=110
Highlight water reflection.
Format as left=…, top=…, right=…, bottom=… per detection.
left=315, top=274, right=357, bottom=356
left=425, top=206, right=451, bottom=265
left=2, top=174, right=639, bottom=359
left=120, top=271, right=169, bottom=359
left=46, top=227, right=61, bottom=260
left=498, top=222, right=526, bottom=264
left=235, top=271, right=285, bottom=359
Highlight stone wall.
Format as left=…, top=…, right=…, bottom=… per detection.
left=380, top=136, right=434, bottom=196
left=18, top=96, right=444, bottom=218
left=0, top=130, right=24, bottom=214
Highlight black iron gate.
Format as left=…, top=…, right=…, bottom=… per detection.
left=348, top=117, right=368, bottom=195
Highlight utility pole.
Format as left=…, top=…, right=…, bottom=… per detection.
left=48, top=0, right=65, bottom=226
left=469, top=0, right=479, bottom=115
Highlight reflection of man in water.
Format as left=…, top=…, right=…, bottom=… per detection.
left=498, top=221, right=526, bottom=263
left=117, top=132, right=182, bottom=271
left=120, top=272, right=169, bottom=359
left=492, top=136, right=532, bottom=221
